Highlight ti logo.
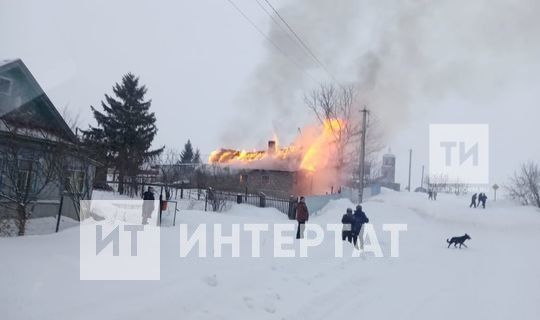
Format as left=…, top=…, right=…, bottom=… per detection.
left=429, top=124, right=489, bottom=184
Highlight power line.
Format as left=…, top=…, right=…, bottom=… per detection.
left=254, top=0, right=302, bottom=54
left=261, top=0, right=343, bottom=87
left=224, top=0, right=319, bottom=84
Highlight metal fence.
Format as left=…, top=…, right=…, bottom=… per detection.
left=207, top=188, right=294, bottom=216
left=100, top=181, right=298, bottom=219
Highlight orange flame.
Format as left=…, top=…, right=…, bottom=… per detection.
left=209, top=118, right=345, bottom=173
left=299, top=119, right=343, bottom=172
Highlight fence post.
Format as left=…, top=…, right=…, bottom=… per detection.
left=204, top=189, right=209, bottom=211
left=288, top=196, right=297, bottom=220
left=259, top=192, right=266, bottom=208
left=159, top=186, right=163, bottom=226
left=173, top=202, right=178, bottom=226
left=55, top=194, right=64, bottom=233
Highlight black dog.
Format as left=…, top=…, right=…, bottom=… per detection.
left=446, top=234, right=471, bottom=248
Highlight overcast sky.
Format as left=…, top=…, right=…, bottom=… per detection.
left=1, top=0, right=539, bottom=189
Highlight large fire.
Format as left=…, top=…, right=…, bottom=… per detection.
left=209, top=119, right=344, bottom=173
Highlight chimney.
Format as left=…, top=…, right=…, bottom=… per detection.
left=268, top=140, right=276, bottom=155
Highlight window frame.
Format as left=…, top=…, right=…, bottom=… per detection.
left=63, top=168, right=86, bottom=194
left=0, top=76, right=13, bottom=96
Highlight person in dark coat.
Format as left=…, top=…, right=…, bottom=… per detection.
left=341, top=208, right=354, bottom=243
left=476, top=193, right=483, bottom=209
left=428, top=190, right=433, bottom=200
left=470, top=193, right=477, bottom=208
left=352, top=205, right=369, bottom=249
left=142, top=187, right=155, bottom=225
left=480, top=193, right=487, bottom=208
left=295, top=196, right=309, bottom=239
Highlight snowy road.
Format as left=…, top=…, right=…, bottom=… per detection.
left=1, top=190, right=539, bottom=320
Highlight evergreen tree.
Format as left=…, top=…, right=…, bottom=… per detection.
left=81, top=127, right=110, bottom=184
left=83, top=73, right=163, bottom=194
left=180, top=140, right=194, bottom=163
left=193, top=149, right=201, bottom=164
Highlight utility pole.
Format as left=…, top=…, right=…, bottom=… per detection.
left=407, top=149, right=412, bottom=192
left=420, top=165, right=425, bottom=190
left=358, top=107, right=368, bottom=203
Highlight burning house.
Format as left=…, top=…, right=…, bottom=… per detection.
left=208, top=141, right=312, bottom=198
left=208, top=120, right=347, bottom=198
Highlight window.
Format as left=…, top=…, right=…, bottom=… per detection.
left=240, top=174, right=248, bottom=184
left=64, top=169, right=86, bottom=194
left=383, top=157, right=394, bottom=166
left=261, top=175, right=270, bottom=185
left=0, top=77, right=12, bottom=95
left=17, top=159, right=37, bottom=193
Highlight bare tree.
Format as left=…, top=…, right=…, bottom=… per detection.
left=0, top=127, right=62, bottom=236
left=364, top=160, right=382, bottom=185
left=506, top=161, right=540, bottom=208
left=52, top=145, right=95, bottom=221
left=60, top=105, right=81, bottom=134
left=426, top=174, right=449, bottom=193
left=158, top=149, right=182, bottom=199
left=305, top=83, right=385, bottom=187
left=207, top=189, right=229, bottom=212
left=305, top=84, right=360, bottom=171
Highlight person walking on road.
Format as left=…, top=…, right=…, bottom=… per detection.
left=352, top=205, right=369, bottom=249
left=341, top=208, right=354, bottom=243
left=470, top=193, right=478, bottom=208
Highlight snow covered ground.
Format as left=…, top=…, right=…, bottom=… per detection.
left=1, top=190, right=539, bottom=320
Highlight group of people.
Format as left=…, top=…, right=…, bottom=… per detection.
left=427, top=190, right=438, bottom=200
left=294, top=196, right=370, bottom=250
left=341, top=205, right=369, bottom=249
left=470, top=192, right=488, bottom=209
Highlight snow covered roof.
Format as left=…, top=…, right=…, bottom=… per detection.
left=0, top=59, right=16, bottom=68
left=0, top=58, right=77, bottom=143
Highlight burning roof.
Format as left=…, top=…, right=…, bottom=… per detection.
left=209, top=119, right=344, bottom=172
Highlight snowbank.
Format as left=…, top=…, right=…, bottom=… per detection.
left=1, top=191, right=539, bottom=320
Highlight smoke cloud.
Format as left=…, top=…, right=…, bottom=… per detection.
left=223, top=0, right=540, bottom=148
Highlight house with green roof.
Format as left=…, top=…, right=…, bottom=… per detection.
left=0, top=59, right=96, bottom=235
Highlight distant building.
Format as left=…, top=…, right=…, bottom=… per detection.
left=0, top=59, right=96, bottom=223
left=381, top=151, right=396, bottom=183
left=379, top=150, right=400, bottom=191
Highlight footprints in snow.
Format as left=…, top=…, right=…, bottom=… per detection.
left=203, top=274, right=218, bottom=287
left=203, top=274, right=279, bottom=314
left=243, top=294, right=279, bottom=314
